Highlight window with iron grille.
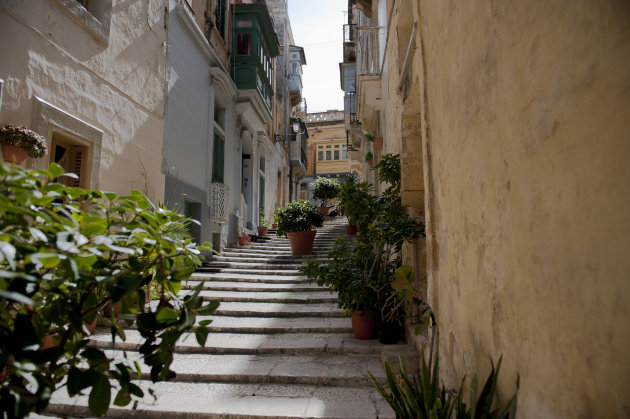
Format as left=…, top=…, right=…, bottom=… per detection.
left=215, top=0, right=226, bottom=39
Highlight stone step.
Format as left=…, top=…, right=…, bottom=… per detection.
left=183, top=280, right=327, bottom=292
left=99, top=350, right=386, bottom=386
left=202, top=268, right=305, bottom=276
left=203, top=261, right=307, bottom=270
left=201, top=316, right=353, bottom=334
left=46, top=381, right=394, bottom=418
left=194, top=290, right=338, bottom=304
left=189, top=272, right=311, bottom=284
left=89, top=329, right=407, bottom=355
left=204, top=301, right=347, bottom=318
left=211, top=255, right=327, bottom=264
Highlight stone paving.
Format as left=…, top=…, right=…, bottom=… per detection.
left=43, top=220, right=415, bottom=418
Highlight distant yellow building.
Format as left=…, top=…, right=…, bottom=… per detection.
left=301, top=110, right=359, bottom=201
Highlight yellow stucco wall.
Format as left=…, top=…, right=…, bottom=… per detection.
left=398, top=1, right=630, bottom=417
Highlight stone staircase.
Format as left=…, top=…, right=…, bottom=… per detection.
left=44, top=219, right=419, bottom=418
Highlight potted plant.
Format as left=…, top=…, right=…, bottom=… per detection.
left=0, top=125, right=48, bottom=164
left=366, top=151, right=374, bottom=167
left=237, top=216, right=249, bottom=245
left=310, top=176, right=341, bottom=216
left=257, top=211, right=270, bottom=236
left=338, top=173, right=375, bottom=235
left=303, top=237, right=380, bottom=339
left=274, top=200, right=324, bottom=255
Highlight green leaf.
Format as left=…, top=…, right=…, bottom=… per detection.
left=194, top=326, right=209, bottom=346
left=156, top=307, right=178, bottom=324
left=83, top=222, right=107, bottom=236
left=88, top=374, right=111, bottom=416
left=198, top=320, right=213, bottom=327
left=0, top=289, right=34, bottom=306
left=0, top=241, right=16, bottom=269
left=113, top=389, right=131, bottom=407
left=67, top=367, right=99, bottom=396
left=196, top=300, right=220, bottom=315
left=47, top=162, right=65, bottom=178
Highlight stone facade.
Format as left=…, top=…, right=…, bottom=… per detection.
left=0, top=0, right=168, bottom=201
left=349, top=0, right=630, bottom=417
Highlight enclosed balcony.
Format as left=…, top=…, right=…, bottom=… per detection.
left=288, top=46, right=306, bottom=107
left=231, top=4, right=279, bottom=116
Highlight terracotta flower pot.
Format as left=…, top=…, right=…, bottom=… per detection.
left=237, top=235, right=249, bottom=246
left=351, top=310, right=377, bottom=340
left=272, top=223, right=277, bottom=229
left=317, top=206, right=329, bottom=216
left=373, top=137, right=383, bottom=150
left=41, top=333, right=59, bottom=350
left=367, top=158, right=374, bottom=168
left=287, top=230, right=316, bottom=255
left=345, top=224, right=357, bottom=235
left=257, top=226, right=269, bottom=236
left=2, top=144, right=28, bottom=164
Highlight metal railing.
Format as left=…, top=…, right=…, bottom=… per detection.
left=209, top=182, right=229, bottom=224
left=343, top=24, right=357, bottom=43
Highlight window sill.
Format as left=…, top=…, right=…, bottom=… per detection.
left=51, top=0, right=110, bottom=45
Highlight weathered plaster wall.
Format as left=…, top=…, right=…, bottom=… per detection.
left=0, top=0, right=167, bottom=201
left=415, top=1, right=630, bottom=417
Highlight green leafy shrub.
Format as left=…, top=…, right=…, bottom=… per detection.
left=0, top=162, right=218, bottom=417
left=274, top=201, right=324, bottom=237
left=366, top=151, right=374, bottom=161
left=337, top=173, right=375, bottom=230
left=310, top=177, right=341, bottom=207
left=0, top=125, right=47, bottom=158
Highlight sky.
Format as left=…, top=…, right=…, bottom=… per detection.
left=287, top=0, right=346, bottom=113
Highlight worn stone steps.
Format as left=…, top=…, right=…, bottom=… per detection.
left=189, top=272, right=311, bottom=284
left=45, top=381, right=394, bottom=418
left=44, top=220, right=400, bottom=418
left=97, top=350, right=386, bottom=386
left=194, top=290, right=339, bottom=304
left=183, top=280, right=328, bottom=292
left=89, top=329, right=407, bottom=356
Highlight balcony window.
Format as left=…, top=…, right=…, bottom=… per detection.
left=326, top=151, right=331, bottom=160
left=237, top=33, right=252, bottom=55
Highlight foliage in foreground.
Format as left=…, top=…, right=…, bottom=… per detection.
left=370, top=336, right=516, bottom=419
left=0, top=162, right=218, bottom=417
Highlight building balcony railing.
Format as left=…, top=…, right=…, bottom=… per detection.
left=344, top=23, right=357, bottom=43
left=344, top=91, right=358, bottom=125
left=343, top=24, right=357, bottom=63
left=357, top=26, right=379, bottom=76
left=209, top=182, right=229, bottom=224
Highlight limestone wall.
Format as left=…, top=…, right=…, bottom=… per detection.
left=0, top=0, right=167, bottom=201
left=412, top=1, right=630, bottom=417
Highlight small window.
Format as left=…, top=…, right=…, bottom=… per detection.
left=326, top=150, right=331, bottom=160
left=237, top=19, right=253, bottom=28
left=342, top=150, right=347, bottom=159
left=334, top=145, right=340, bottom=148
left=237, top=33, right=252, bottom=55
left=318, top=151, right=324, bottom=161
left=334, top=150, right=340, bottom=160
left=326, top=145, right=331, bottom=149
left=318, top=145, right=324, bottom=150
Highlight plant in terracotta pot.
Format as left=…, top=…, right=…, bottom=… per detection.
left=338, top=173, right=375, bottom=235
left=303, top=237, right=380, bottom=339
left=310, top=176, right=341, bottom=216
left=366, top=151, right=374, bottom=167
left=257, top=211, right=270, bottom=236
left=0, top=162, right=219, bottom=417
left=237, top=215, right=250, bottom=245
left=0, top=124, right=48, bottom=164
left=274, top=200, right=324, bottom=255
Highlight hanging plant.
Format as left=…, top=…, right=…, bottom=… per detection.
left=0, top=125, right=48, bottom=158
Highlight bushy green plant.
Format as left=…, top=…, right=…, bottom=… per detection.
left=0, top=162, right=218, bottom=417
left=310, top=177, right=341, bottom=207
left=274, top=200, right=324, bottom=237
left=366, top=151, right=374, bottom=161
left=337, top=173, right=375, bottom=230
left=374, top=153, right=401, bottom=195
left=303, top=238, right=380, bottom=313
left=0, top=125, right=47, bottom=158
